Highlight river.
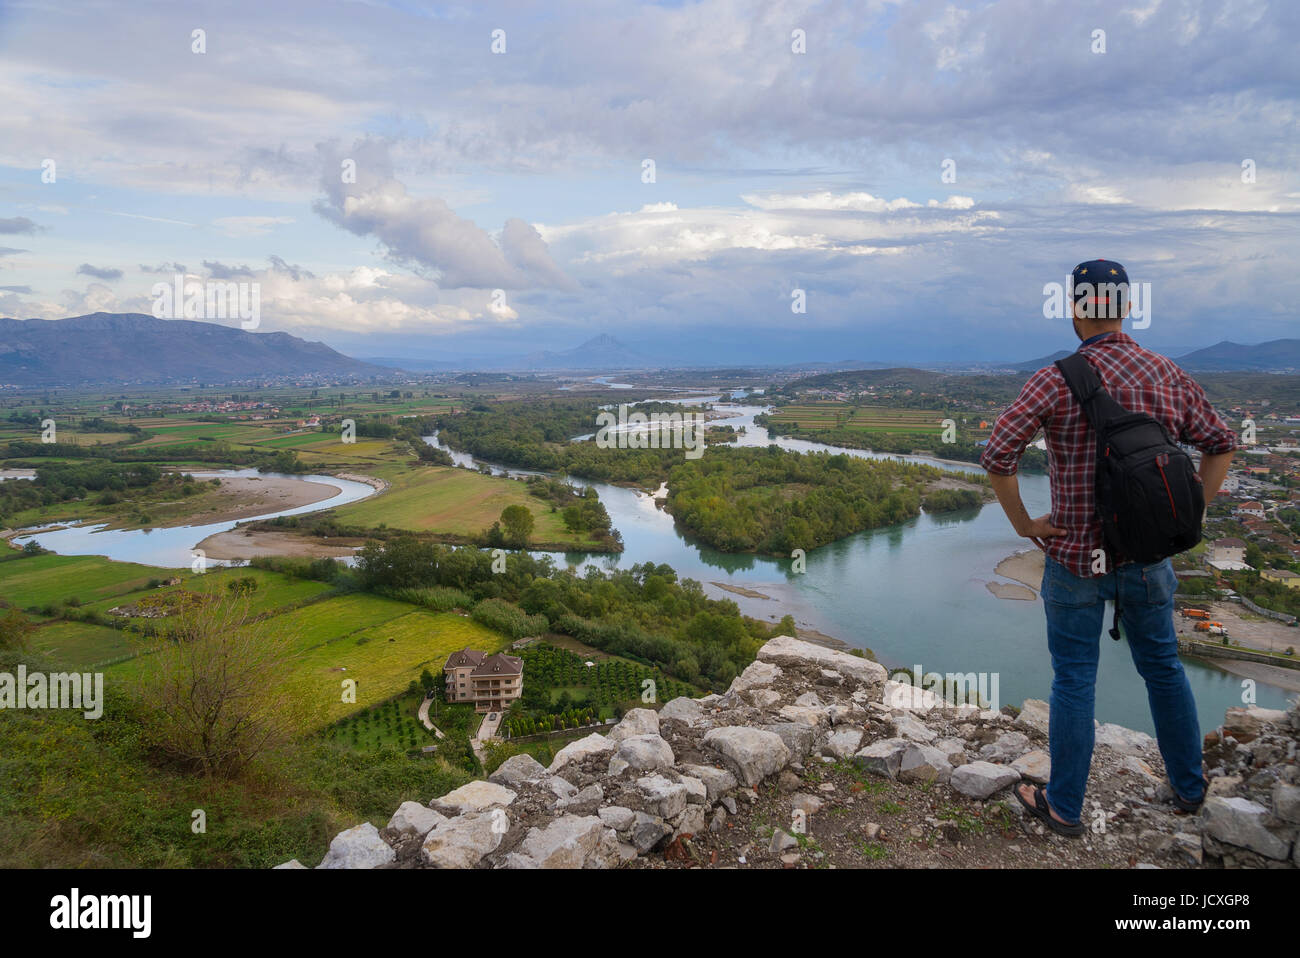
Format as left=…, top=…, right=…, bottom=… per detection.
left=9, top=469, right=377, bottom=568
left=425, top=401, right=1295, bottom=733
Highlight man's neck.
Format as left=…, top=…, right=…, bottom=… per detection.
left=1079, top=327, right=1121, bottom=346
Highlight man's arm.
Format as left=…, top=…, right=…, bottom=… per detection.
left=989, top=472, right=1065, bottom=551
left=980, top=368, right=1066, bottom=551
left=1198, top=450, right=1233, bottom=502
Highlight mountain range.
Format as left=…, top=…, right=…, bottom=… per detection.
left=3, top=314, right=1298, bottom=385
left=0, top=313, right=385, bottom=387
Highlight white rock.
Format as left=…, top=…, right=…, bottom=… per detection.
left=502, top=815, right=621, bottom=869
left=950, top=761, right=1020, bottom=799
left=824, top=727, right=864, bottom=759
left=634, top=774, right=690, bottom=819
left=1011, top=749, right=1050, bottom=784
left=703, top=726, right=792, bottom=787
left=316, top=822, right=395, bottom=870
left=1202, top=796, right=1291, bottom=860
left=892, top=712, right=938, bottom=743
left=1014, top=699, right=1050, bottom=735
left=882, top=679, right=943, bottom=711
left=934, top=737, right=968, bottom=766
left=432, top=780, right=517, bottom=814
left=273, top=859, right=307, bottom=869
left=1094, top=722, right=1156, bottom=755
left=728, top=659, right=783, bottom=693
left=615, top=733, right=675, bottom=771
left=677, top=764, right=739, bottom=802
left=659, top=697, right=704, bottom=726
left=386, top=801, right=448, bottom=840
left=778, top=704, right=829, bottom=727
left=757, top=635, right=886, bottom=690
left=897, top=744, right=953, bottom=784
left=547, top=732, right=616, bottom=772
left=421, top=811, right=506, bottom=868
left=608, top=708, right=659, bottom=743
left=598, top=805, right=636, bottom=832
left=488, top=753, right=547, bottom=787
left=853, top=737, right=911, bottom=779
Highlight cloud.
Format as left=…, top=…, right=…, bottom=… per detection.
left=0, top=248, right=27, bottom=257
left=139, top=262, right=188, bottom=274
left=201, top=260, right=256, bottom=280
left=0, top=217, right=39, bottom=235
left=313, top=140, right=570, bottom=290
left=0, top=285, right=33, bottom=293
left=76, top=263, right=123, bottom=281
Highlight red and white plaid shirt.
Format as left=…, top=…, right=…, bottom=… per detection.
left=981, top=331, right=1238, bottom=578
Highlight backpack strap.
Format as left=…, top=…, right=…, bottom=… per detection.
left=1054, top=352, right=1126, bottom=642
left=1054, top=353, right=1106, bottom=433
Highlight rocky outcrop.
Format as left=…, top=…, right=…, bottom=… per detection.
left=287, top=635, right=1299, bottom=870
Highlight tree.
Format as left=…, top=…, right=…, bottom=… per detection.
left=0, top=606, right=34, bottom=651
left=500, top=504, right=534, bottom=547
left=135, top=595, right=314, bottom=778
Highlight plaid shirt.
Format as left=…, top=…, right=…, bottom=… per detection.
left=981, top=331, right=1238, bottom=577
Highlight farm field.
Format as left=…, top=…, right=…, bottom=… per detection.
left=765, top=403, right=954, bottom=437
left=286, top=609, right=505, bottom=726
left=0, top=553, right=162, bottom=608
left=328, top=464, right=602, bottom=547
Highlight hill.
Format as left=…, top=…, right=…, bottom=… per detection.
left=0, top=313, right=387, bottom=386
left=1174, top=339, right=1300, bottom=372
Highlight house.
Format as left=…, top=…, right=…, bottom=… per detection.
left=1236, top=501, right=1266, bottom=519
left=1209, top=538, right=1248, bottom=565
left=443, top=648, right=524, bottom=714
left=1261, top=569, right=1300, bottom=590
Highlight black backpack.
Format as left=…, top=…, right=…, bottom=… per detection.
left=1055, top=352, right=1205, bottom=569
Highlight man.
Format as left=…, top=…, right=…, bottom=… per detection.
left=981, top=259, right=1237, bottom=836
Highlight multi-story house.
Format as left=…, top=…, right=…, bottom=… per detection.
left=443, top=648, right=524, bottom=714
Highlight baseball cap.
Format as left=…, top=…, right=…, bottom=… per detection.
left=1070, top=259, right=1129, bottom=320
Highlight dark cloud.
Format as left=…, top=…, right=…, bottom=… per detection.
left=139, top=261, right=188, bottom=274
left=0, top=285, right=33, bottom=294
left=0, top=217, right=39, bottom=235
left=77, top=264, right=123, bottom=281
left=268, top=255, right=315, bottom=281
left=202, top=260, right=256, bottom=279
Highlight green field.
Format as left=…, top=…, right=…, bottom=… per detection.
left=288, top=610, right=505, bottom=726
left=766, top=403, right=956, bottom=436
left=330, top=463, right=604, bottom=547
left=0, top=554, right=161, bottom=607
left=28, top=620, right=141, bottom=669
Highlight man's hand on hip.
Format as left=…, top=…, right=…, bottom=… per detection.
left=1018, top=514, right=1066, bottom=552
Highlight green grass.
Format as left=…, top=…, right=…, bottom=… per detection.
left=275, top=592, right=416, bottom=650
left=330, top=464, right=603, bottom=546
left=28, top=620, right=141, bottom=669
left=80, top=566, right=333, bottom=620
left=286, top=610, right=507, bottom=727
left=0, top=554, right=161, bottom=608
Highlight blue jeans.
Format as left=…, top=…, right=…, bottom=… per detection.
left=1039, top=556, right=1204, bottom=824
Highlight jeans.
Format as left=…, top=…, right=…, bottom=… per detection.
left=1039, top=555, right=1204, bottom=824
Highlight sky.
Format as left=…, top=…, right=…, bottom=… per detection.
left=0, top=0, right=1297, bottom=366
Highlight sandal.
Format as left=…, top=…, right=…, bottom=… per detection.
left=1015, top=783, right=1084, bottom=837
left=1171, top=774, right=1210, bottom=813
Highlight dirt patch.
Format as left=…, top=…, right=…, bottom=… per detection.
left=711, top=581, right=773, bottom=600
left=987, top=581, right=1036, bottom=601
left=195, top=528, right=364, bottom=560
left=995, top=549, right=1045, bottom=592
